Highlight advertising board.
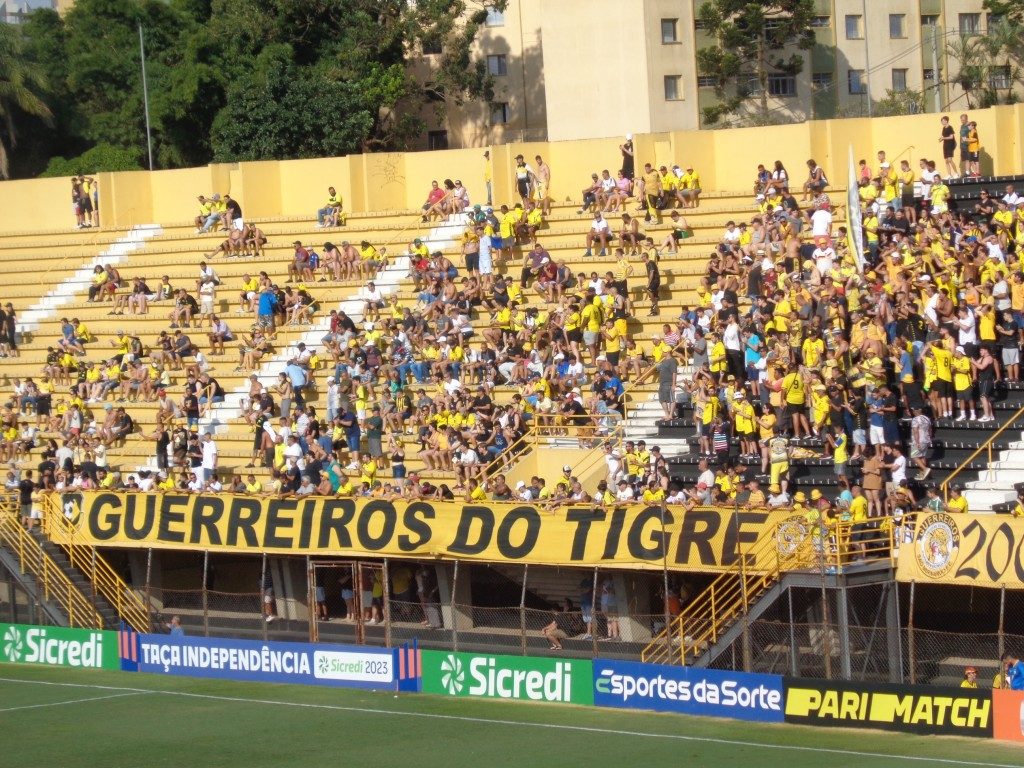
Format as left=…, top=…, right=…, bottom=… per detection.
left=784, top=678, right=992, bottom=737
left=0, top=622, right=119, bottom=670
left=593, top=660, right=784, bottom=722
left=420, top=650, right=593, bottom=705
left=130, top=633, right=395, bottom=690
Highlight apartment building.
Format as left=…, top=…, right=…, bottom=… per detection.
left=417, top=0, right=1005, bottom=147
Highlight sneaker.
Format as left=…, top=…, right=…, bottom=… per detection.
left=265, top=615, right=275, bottom=623
left=582, top=633, right=593, bottom=640
left=956, top=414, right=965, bottom=421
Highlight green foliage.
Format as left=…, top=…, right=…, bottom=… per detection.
left=696, top=0, right=816, bottom=127
left=7, top=0, right=505, bottom=177
left=946, top=19, right=1023, bottom=110
left=41, top=143, right=142, bottom=177
left=0, top=21, right=53, bottom=178
left=873, top=89, right=925, bottom=117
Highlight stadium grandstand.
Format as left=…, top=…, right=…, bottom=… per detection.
left=2, top=106, right=1024, bottom=694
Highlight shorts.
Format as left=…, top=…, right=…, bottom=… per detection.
left=1002, top=347, right=1019, bottom=366
left=583, top=330, right=599, bottom=346
left=852, top=428, right=867, bottom=446
left=361, top=590, right=373, bottom=606
left=770, top=461, right=789, bottom=485
left=341, top=589, right=354, bottom=600
left=785, top=402, right=804, bottom=416
left=201, top=296, right=215, bottom=314
left=955, top=386, right=973, bottom=399
left=20, top=503, right=31, bottom=518
left=967, top=151, right=979, bottom=162
left=567, top=329, right=583, bottom=344
left=869, top=424, right=886, bottom=445
left=263, top=588, right=274, bottom=604
left=465, top=253, right=479, bottom=273
left=834, top=461, right=848, bottom=477
left=933, top=379, right=953, bottom=398
left=978, top=379, right=994, bottom=398
left=547, top=628, right=568, bottom=640
left=315, top=586, right=326, bottom=602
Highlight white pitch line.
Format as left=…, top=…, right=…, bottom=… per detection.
left=0, top=676, right=1017, bottom=768
left=0, top=690, right=147, bottom=714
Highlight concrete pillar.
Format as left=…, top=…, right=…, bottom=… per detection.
left=269, top=557, right=309, bottom=622
left=132, top=550, right=162, bottom=609
left=613, top=572, right=653, bottom=644
left=836, top=586, right=852, bottom=680
left=885, top=582, right=904, bottom=683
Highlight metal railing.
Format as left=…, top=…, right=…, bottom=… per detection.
left=40, top=494, right=151, bottom=632
left=0, top=513, right=103, bottom=629
left=940, top=402, right=1024, bottom=499
left=642, top=514, right=897, bottom=666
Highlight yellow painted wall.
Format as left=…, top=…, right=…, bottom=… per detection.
left=1, top=104, right=1022, bottom=236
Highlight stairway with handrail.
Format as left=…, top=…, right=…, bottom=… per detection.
left=38, top=494, right=151, bottom=632
left=0, top=511, right=104, bottom=629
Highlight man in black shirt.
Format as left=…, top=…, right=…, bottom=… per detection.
left=18, top=470, right=35, bottom=529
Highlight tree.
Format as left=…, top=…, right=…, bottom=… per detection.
left=41, top=143, right=142, bottom=177
left=946, top=24, right=1021, bottom=109
left=0, top=22, right=52, bottom=178
left=874, top=89, right=925, bottom=117
left=210, top=46, right=374, bottom=161
left=984, top=0, right=1024, bottom=26
left=696, top=0, right=816, bottom=127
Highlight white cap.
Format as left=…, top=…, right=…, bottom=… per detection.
left=625, top=133, right=633, bottom=140
left=563, top=465, right=572, bottom=472
left=516, top=480, right=526, bottom=489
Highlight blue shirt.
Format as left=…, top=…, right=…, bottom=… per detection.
left=285, top=363, right=307, bottom=388
left=257, top=290, right=277, bottom=315
left=604, top=375, right=624, bottom=397
left=867, top=395, right=885, bottom=427
left=1009, top=661, right=1024, bottom=690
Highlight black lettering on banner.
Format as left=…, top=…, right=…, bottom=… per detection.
left=675, top=510, right=721, bottom=566
left=721, top=511, right=766, bottom=567
left=265, top=499, right=298, bottom=549
left=954, top=520, right=984, bottom=580
left=157, top=496, right=186, bottom=543
left=225, top=496, right=263, bottom=548
left=449, top=506, right=494, bottom=555
left=357, top=500, right=396, bottom=551
left=1015, top=529, right=1024, bottom=583
left=566, top=507, right=605, bottom=561
left=316, top=499, right=356, bottom=549
left=601, top=507, right=628, bottom=560
left=782, top=678, right=992, bottom=738
left=87, top=493, right=121, bottom=540
left=124, top=494, right=157, bottom=540
left=986, top=522, right=1014, bottom=584
left=627, top=506, right=669, bottom=560
left=189, top=496, right=224, bottom=545
left=398, top=502, right=434, bottom=551
left=298, top=499, right=316, bottom=549
left=495, top=506, right=540, bottom=559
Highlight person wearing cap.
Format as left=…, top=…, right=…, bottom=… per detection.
left=678, top=164, right=701, bottom=208
left=960, top=666, right=979, bottom=689
left=946, top=484, right=969, bottom=514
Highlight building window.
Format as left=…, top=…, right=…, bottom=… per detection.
left=697, top=76, right=718, bottom=88
left=661, top=18, right=678, bottom=43
left=959, top=13, right=980, bottom=36
left=812, top=72, right=834, bottom=91
left=990, top=65, right=1011, bottom=90
left=921, top=14, right=938, bottom=26
left=423, top=38, right=442, bottom=55
left=892, top=68, right=908, bottom=91
left=767, top=74, right=797, bottom=97
left=486, top=54, right=507, bottom=76
left=889, top=14, right=906, bottom=38
left=427, top=130, right=448, bottom=150
left=923, top=68, right=935, bottom=82
left=810, top=16, right=831, bottom=28
left=485, top=7, right=505, bottom=26
left=694, top=18, right=708, bottom=30
left=848, top=69, right=867, bottom=94
left=490, top=102, right=509, bottom=124
left=845, top=15, right=862, bottom=39
left=664, top=75, right=682, bottom=101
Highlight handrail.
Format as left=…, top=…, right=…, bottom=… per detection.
left=0, top=514, right=103, bottom=629
left=940, top=401, right=1024, bottom=500
left=642, top=514, right=897, bottom=666
left=40, top=494, right=151, bottom=632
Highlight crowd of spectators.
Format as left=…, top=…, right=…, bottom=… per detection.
left=11, top=120, right=1024, bottom=523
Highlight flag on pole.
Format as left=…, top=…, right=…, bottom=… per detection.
left=847, top=144, right=865, bottom=273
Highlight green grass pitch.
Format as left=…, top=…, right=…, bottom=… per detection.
left=0, top=664, right=1021, bottom=768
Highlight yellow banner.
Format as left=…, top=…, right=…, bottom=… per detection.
left=896, top=512, right=1024, bottom=587
left=56, top=491, right=795, bottom=572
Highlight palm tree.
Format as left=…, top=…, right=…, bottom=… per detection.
left=0, top=23, right=52, bottom=179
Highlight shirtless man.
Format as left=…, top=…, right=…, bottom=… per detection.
left=244, top=223, right=267, bottom=258
left=206, top=228, right=246, bottom=259
left=534, top=155, right=552, bottom=215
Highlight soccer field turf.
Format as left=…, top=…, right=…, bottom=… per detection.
left=0, top=664, right=1021, bottom=768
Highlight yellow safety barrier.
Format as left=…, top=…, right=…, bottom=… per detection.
left=40, top=494, right=151, bottom=633
left=642, top=514, right=896, bottom=666
left=0, top=513, right=103, bottom=630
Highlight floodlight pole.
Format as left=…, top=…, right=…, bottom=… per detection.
left=138, top=23, right=154, bottom=171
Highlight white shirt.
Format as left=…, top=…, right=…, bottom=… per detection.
left=722, top=227, right=740, bottom=243
left=590, top=218, right=610, bottom=234
left=283, top=442, right=303, bottom=463
left=889, top=454, right=907, bottom=484
left=723, top=322, right=741, bottom=352
left=201, top=439, right=218, bottom=469
left=810, top=209, right=832, bottom=237
left=957, top=312, right=977, bottom=345
left=361, top=286, right=383, bottom=302
left=1002, top=190, right=1020, bottom=206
